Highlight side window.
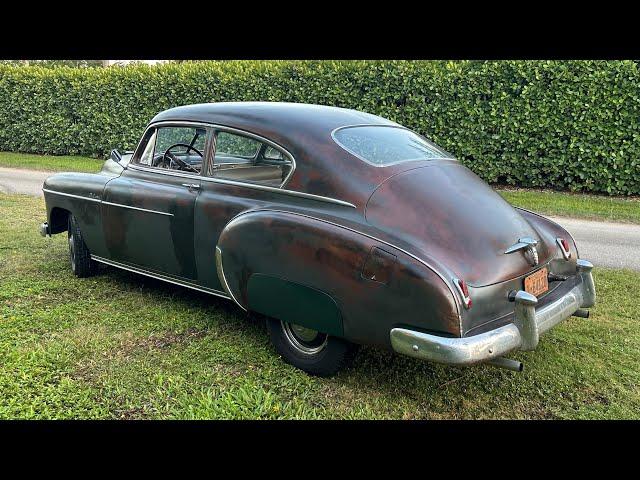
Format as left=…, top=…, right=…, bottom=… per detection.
left=138, top=130, right=157, bottom=166
left=206, top=130, right=293, bottom=187
left=134, top=125, right=208, bottom=174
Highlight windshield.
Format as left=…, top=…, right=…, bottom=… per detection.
left=332, top=125, right=452, bottom=166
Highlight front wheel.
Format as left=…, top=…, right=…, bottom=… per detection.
left=266, top=318, right=358, bottom=376
left=67, top=214, right=97, bottom=278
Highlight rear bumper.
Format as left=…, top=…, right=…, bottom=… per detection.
left=390, top=259, right=596, bottom=366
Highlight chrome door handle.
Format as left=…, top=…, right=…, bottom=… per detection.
left=181, top=183, right=201, bottom=191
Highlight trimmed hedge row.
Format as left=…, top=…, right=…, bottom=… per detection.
left=1, top=60, right=639, bottom=195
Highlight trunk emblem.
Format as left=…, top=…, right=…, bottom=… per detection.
left=505, top=237, right=539, bottom=266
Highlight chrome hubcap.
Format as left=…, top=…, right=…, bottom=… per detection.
left=281, top=321, right=328, bottom=355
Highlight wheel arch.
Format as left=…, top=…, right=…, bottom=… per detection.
left=215, top=208, right=462, bottom=345
left=49, top=206, right=71, bottom=234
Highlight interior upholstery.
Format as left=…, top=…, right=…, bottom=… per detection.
left=212, top=164, right=285, bottom=187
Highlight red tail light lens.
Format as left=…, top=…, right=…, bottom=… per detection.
left=556, top=237, right=572, bottom=260
left=453, top=278, right=472, bottom=309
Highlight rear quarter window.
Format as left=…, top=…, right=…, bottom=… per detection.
left=332, top=125, right=451, bottom=166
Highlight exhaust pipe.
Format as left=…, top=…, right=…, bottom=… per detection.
left=487, top=357, right=524, bottom=372
left=573, top=309, right=590, bottom=318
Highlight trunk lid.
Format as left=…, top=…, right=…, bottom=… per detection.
left=365, top=161, right=555, bottom=287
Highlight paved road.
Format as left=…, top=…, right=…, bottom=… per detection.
left=549, top=216, right=640, bottom=271
left=0, top=167, right=50, bottom=197
left=1, top=167, right=639, bottom=270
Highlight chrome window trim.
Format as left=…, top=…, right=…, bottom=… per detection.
left=129, top=156, right=356, bottom=209
left=128, top=163, right=202, bottom=180
left=91, top=255, right=230, bottom=300
left=331, top=124, right=455, bottom=167
left=131, top=120, right=297, bottom=186
left=128, top=121, right=353, bottom=208
left=42, top=189, right=101, bottom=203
left=224, top=208, right=462, bottom=329
left=101, top=200, right=174, bottom=217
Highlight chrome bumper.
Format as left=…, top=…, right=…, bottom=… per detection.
left=39, top=222, right=50, bottom=237
left=390, top=259, right=596, bottom=366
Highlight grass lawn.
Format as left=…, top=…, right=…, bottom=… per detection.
left=1, top=192, right=639, bottom=419
left=499, top=188, right=640, bottom=224
left=0, top=152, right=103, bottom=173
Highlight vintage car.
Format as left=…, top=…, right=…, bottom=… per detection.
left=40, top=102, right=596, bottom=376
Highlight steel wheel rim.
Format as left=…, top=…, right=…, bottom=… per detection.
left=68, top=232, right=76, bottom=271
left=281, top=321, right=328, bottom=355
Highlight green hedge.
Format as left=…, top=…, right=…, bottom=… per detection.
left=1, top=60, right=639, bottom=195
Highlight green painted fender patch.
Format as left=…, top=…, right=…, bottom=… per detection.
left=247, top=274, right=343, bottom=336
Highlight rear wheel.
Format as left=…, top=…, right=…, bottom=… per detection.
left=67, top=214, right=97, bottom=278
left=266, top=317, right=358, bottom=376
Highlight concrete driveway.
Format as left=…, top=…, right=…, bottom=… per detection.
left=549, top=216, right=640, bottom=271
left=1, top=166, right=639, bottom=271
left=0, top=167, right=50, bottom=197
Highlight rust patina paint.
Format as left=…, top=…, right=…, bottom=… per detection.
left=41, top=102, right=581, bottom=348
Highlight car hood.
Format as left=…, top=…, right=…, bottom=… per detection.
left=365, top=161, right=556, bottom=287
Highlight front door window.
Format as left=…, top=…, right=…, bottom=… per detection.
left=134, top=126, right=209, bottom=174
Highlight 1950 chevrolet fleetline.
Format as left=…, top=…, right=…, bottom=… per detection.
left=40, top=102, right=596, bottom=376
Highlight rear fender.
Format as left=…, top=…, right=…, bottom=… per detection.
left=216, top=209, right=461, bottom=346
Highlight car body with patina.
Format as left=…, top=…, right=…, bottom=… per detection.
left=40, top=102, right=596, bottom=375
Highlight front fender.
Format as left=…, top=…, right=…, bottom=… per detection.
left=216, top=209, right=461, bottom=346
left=42, top=172, right=113, bottom=256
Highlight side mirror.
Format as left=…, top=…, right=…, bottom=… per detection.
left=110, top=149, right=123, bottom=162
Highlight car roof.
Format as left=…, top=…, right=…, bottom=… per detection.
left=148, top=102, right=418, bottom=208
left=150, top=102, right=396, bottom=134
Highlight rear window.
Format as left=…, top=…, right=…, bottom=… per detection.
left=332, top=125, right=451, bottom=166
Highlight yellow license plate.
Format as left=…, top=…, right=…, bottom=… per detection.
left=524, top=267, right=549, bottom=297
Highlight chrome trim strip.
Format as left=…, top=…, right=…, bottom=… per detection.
left=43, top=189, right=173, bottom=217
left=556, top=237, right=572, bottom=260
left=91, top=255, right=231, bottom=300
left=42, top=189, right=101, bottom=203
left=128, top=163, right=356, bottom=209
left=331, top=124, right=455, bottom=167
left=101, top=200, right=174, bottom=217
left=390, top=263, right=595, bottom=365
left=224, top=208, right=462, bottom=325
left=215, top=246, right=247, bottom=312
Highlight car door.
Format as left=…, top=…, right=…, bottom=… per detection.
left=194, top=128, right=295, bottom=290
left=101, top=124, right=211, bottom=281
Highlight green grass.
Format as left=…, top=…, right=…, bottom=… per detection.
left=499, top=188, right=640, bottom=224
left=1, top=193, right=639, bottom=419
left=0, top=152, right=103, bottom=173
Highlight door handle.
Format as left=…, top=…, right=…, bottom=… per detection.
left=181, top=183, right=201, bottom=191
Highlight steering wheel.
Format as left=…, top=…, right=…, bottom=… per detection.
left=161, top=143, right=203, bottom=173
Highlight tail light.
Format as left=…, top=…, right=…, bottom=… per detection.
left=453, top=278, right=472, bottom=309
left=556, top=237, right=571, bottom=260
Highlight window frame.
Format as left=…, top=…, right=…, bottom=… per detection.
left=208, top=127, right=295, bottom=187
left=130, top=123, right=213, bottom=177
left=331, top=124, right=455, bottom=167
left=126, top=121, right=358, bottom=208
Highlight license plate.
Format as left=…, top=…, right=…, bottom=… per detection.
left=524, top=267, right=548, bottom=297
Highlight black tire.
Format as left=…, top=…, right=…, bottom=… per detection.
left=67, top=214, right=97, bottom=278
left=266, top=317, right=359, bottom=376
